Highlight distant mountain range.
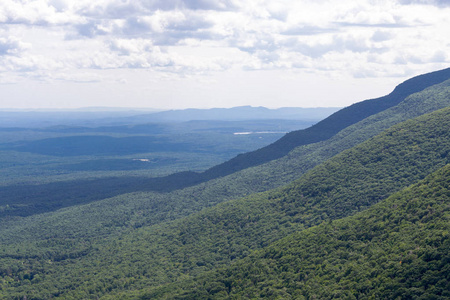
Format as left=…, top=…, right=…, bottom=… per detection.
left=128, top=106, right=341, bottom=123
left=0, top=106, right=340, bottom=128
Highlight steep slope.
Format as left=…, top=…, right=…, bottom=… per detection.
left=199, top=67, right=450, bottom=178
left=151, top=164, right=450, bottom=299
left=2, top=106, right=449, bottom=299
left=2, top=74, right=450, bottom=223
left=18, top=67, right=443, bottom=195
left=228, top=77, right=450, bottom=194
left=133, top=68, right=450, bottom=190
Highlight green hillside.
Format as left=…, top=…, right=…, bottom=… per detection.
left=1, top=69, right=449, bottom=299
left=2, top=76, right=450, bottom=222
left=2, top=105, right=449, bottom=299
left=152, top=163, right=450, bottom=299
left=17, top=67, right=443, bottom=196
left=2, top=77, right=450, bottom=246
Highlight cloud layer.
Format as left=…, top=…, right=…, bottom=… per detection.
left=0, top=0, right=449, bottom=108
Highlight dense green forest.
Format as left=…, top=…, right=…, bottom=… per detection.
left=1, top=77, right=449, bottom=234
left=146, top=164, right=450, bottom=299
left=1, top=105, right=449, bottom=299
left=0, top=69, right=449, bottom=299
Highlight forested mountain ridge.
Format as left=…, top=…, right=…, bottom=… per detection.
left=102, top=106, right=450, bottom=299
left=228, top=77, right=450, bottom=196
left=201, top=67, right=450, bottom=178
left=1, top=69, right=449, bottom=299
left=2, top=71, right=449, bottom=223
left=23, top=67, right=445, bottom=195
left=145, top=163, right=450, bottom=299
left=2, top=77, right=450, bottom=238
left=2, top=104, right=449, bottom=299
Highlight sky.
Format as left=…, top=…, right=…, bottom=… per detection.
left=0, top=0, right=449, bottom=110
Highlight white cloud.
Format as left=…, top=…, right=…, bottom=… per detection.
left=430, top=51, right=447, bottom=63
left=0, top=37, right=30, bottom=55
left=0, top=0, right=81, bottom=25
left=398, top=0, right=450, bottom=7
left=371, top=30, right=393, bottom=42
left=143, top=0, right=240, bottom=11
left=0, top=0, right=449, bottom=108
left=109, top=39, right=154, bottom=55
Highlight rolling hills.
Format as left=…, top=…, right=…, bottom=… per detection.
left=2, top=76, right=450, bottom=221
left=2, top=69, right=449, bottom=222
left=0, top=68, right=449, bottom=299
left=2, top=76, right=449, bottom=232
left=1, top=99, right=449, bottom=299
